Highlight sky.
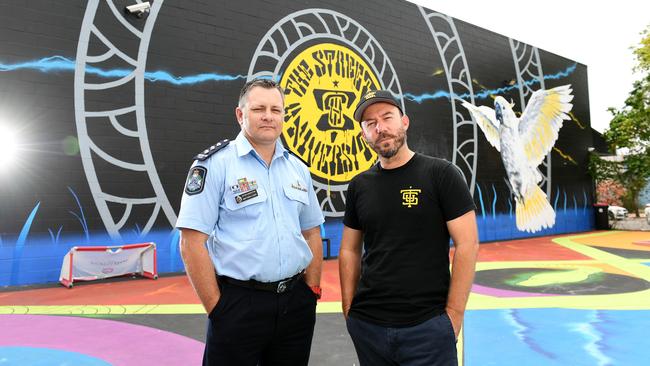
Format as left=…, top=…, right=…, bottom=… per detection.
left=411, top=0, right=650, bottom=133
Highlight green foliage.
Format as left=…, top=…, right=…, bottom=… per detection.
left=604, top=76, right=650, bottom=150
left=589, top=24, right=650, bottom=215
left=633, top=25, right=650, bottom=72
left=588, top=154, right=619, bottom=181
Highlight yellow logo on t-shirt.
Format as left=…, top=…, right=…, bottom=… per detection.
left=400, top=187, right=421, bottom=208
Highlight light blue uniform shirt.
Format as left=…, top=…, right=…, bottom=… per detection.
left=176, top=132, right=324, bottom=282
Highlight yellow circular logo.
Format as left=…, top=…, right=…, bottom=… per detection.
left=280, top=43, right=380, bottom=183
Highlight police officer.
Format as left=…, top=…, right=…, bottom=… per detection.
left=177, top=79, right=325, bottom=366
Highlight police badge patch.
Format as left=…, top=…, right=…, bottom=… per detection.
left=185, top=166, right=207, bottom=195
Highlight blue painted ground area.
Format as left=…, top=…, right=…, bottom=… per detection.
left=0, top=346, right=111, bottom=366
left=465, top=309, right=650, bottom=366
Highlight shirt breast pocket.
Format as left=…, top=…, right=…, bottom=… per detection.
left=283, top=184, right=309, bottom=210
left=224, top=187, right=268, bottom=219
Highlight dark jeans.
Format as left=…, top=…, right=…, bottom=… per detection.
left=203, top=278, right=317, bottom=366
left=346, top=313, right=457, bottom=366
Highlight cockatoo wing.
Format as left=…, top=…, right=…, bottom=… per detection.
left=461, top=101, right=501, bottom=152
left=518, top=85, right=573, bottom=167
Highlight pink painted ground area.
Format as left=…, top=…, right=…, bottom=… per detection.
left=0, top=315, right=203, bottom=365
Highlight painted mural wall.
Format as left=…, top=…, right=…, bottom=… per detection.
left=0, top=0, right=595, bottom=286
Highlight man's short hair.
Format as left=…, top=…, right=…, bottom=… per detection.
left=238, top=78, right=284, bottom=108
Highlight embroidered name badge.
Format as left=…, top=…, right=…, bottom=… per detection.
left=230, top=177, right=259, bottom=204
left=185, top=166, right=207, bottom=195
left=291, top=180, right=307, bottom=192
left=400, top=186, right=421, bottom=208
left=235, top=190, right=258, bottom=203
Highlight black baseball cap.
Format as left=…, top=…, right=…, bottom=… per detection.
left=353, top=90, right=402, bottom=122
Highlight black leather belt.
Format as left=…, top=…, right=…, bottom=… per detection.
left=219, top=272, right=304, bottom=294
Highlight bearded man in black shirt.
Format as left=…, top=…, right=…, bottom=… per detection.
left=339, top=90, right=479, bottom=366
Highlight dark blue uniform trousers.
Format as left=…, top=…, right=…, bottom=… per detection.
left=346, top=312, right=458, bottom=366
left=203, top=279, right=317, bottom=366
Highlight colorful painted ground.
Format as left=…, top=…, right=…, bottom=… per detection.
left=1, top=230, right=649, bottom=365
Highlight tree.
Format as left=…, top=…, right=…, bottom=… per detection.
left=589, top=25, right=650, bottom=216
left=633, top=26, right=650, bottom=72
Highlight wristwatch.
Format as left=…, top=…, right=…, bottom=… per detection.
left=309, top=285, right=322, bottom=299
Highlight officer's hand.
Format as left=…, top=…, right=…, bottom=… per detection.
left=206, top=294, right=221, bottom=317
left=342, top=303, right=351, bottom=319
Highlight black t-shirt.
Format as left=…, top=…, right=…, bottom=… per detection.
left=344, top=153, right=476, bottom=327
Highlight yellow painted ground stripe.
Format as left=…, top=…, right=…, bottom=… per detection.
left=0, top=302, right=467, bottom=364
left=564, top=230, right=622, bottom=240
left=467, top=288, right=650, bottom=310
left=316, top=301, right=341, bottom=313
left=476, top=259, right=602, bottom=270
left=0, top=304, right=205, bottom=315
left=476, top=258, right=650, bottom=267
left=7, top=294, right=648, bottom=314
left=0, top=302, right=344, bottom=315
left=553, top=236, right=650, bottom=282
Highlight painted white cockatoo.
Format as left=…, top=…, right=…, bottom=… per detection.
left=461, top=85, right=573, bottom=233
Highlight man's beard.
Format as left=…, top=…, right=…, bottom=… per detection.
left=367, top=128, right=406, bottom=158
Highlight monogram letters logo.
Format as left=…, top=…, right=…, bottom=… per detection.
left=400, top=186, right=421, bottom=208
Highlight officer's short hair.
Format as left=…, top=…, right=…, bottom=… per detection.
left=238, top=79, right=284, bottom=108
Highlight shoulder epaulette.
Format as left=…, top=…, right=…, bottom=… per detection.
left=193, top=139, right=230, bottom=161
left=286, top=148, right=310, bottom=167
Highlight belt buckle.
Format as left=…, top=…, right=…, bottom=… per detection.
left=276, top=279, right=290, bottom=293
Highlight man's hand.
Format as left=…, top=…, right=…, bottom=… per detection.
left=339, top=225, right=363, bottom=320
left=445, top=306, right=464, bottom=339
left=445, top=210, right=479, bottom=341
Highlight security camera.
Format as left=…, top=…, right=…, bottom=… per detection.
left=124, top=2, right=151, bottom=18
